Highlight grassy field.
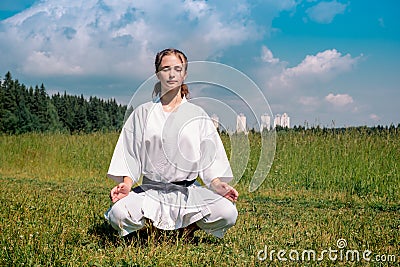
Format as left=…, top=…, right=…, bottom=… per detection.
left=0, top=130, right=399, bottom=266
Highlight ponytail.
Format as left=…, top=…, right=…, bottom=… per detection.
left=180, top=83, right=189, bottom=99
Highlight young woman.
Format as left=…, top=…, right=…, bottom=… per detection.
left=105, top=48, right=238, bottom=238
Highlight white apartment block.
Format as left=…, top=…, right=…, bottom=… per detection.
left=280, top=113, right=290, bottom=128
left=260, top=113, right=271, bottom=131
left=274, top=113, right=290, bottom=128
left=210, top=112, right=290, bottom=132
left=236, top=113, right=247, bottom=133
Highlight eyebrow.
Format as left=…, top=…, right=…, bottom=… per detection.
left=160, top=65, right=183, bottom=69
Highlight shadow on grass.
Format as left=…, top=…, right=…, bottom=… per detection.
left=87, top=220, right=121, bottom=247
left=88, top=220, right=220, bottom=248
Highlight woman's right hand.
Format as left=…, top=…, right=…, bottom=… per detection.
left=110, top=182, right=131, bottom=203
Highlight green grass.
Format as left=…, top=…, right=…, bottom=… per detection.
left=0, top=130, right=399, bottom=266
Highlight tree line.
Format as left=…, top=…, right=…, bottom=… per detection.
left=275, top=124, right=399, bottom=135
left=2, top=71, right=398, bottom=135
left=0, top=72, right=127, bottom=134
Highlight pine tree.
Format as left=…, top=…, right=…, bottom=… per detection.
left=88, top=96, right=106, bottom=131
left=72, top=94, right=89, bottom=133
left=15, top=83, right=36, bottom=133
left=0, top=72, right=19, bottom=133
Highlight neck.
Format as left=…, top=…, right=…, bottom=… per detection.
left=160, top=87, right=182, bottom=111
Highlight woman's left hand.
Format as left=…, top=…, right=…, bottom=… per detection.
left=210, top=179, right=239, bottom=202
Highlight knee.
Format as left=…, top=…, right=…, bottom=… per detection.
left=218, top=201, right=238, bottom=227
left=105, top=201, right=145, bottom=236
left=106, top=203, right=127, bottom=226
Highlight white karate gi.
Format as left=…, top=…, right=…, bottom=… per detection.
left=104, top=97, right=238, bottom=238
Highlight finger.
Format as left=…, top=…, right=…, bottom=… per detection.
left=223, top=192, right=234, bottom=201
left=111, top=186, right=119, bottom=194
left=224, top=188, right=234, bottom=196
left=232, top=188, right=239, bottom=198
left=229, top=187, right=238, bottom=197
left=225, top=190, right=238, bottom=202
left=227, top=195, right=236, bottom=202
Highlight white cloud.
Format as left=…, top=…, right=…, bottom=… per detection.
left=252, top=46, right=364, bottom=127
left=270, top=49, right=359, bottom=88
left=369, top=114, right=381, bottom=121
left=288, top=49, right=355, bottom=76
left=262, top=0, right=297, bottom=10
left=183, top=0, right=210, bottom=20
left=0, top=0, right=261, bottom=79
left=261, top=46, right=279, bottom=64
left=306, top=0, right=348, bottom=24
left=22, top=51, right=83, bottom=75
left=202, top=19, right=261, bottom=51
left=325, top=93, right=353, bottom=106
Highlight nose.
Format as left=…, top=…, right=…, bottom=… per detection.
left=169, top=69, right=175, bottom=78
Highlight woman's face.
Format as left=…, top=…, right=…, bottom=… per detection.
left=156, top=54, right=187, bottom=93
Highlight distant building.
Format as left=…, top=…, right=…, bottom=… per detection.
left=211, top=114, right=219, bottom=129
left=260, top=113, right=271, bottom=131
left=274, top=113, right=290, bottom=128
left=274, top=114, right=281, bottom=128
left=209, top=112, right=289, bottom=132
left=281, top=113, right=290, bottom=128
left=236, top=113, right=246, bottom=133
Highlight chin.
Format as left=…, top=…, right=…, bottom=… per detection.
left=164, top=85, right=180, bottom=91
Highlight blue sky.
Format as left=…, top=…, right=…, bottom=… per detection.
left=0, top=0, right=399, bottom=128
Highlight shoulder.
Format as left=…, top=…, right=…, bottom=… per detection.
left=134, top=101, right=157, bottom=113
left=180, top=101, right=209, bottom=117
left=128, top=101, right=159, bottom=119
left=124, top=101, right=157, bottom=130
left=178, top=101, right=217, bottom=134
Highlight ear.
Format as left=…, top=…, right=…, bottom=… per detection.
left=156, top=71, right=161, bottom=81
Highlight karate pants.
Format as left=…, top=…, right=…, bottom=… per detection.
left=104, top=187, right=238, bottom=238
